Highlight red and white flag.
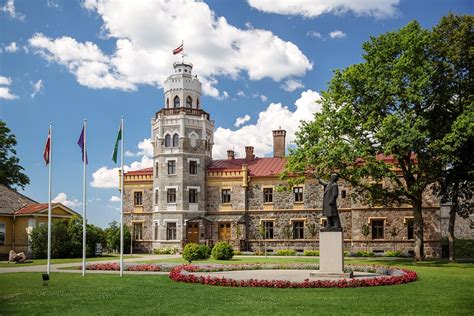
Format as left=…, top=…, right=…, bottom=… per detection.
left=173, top=42, right=183, bottom=55
left=43, top=129, right=51, bottom=165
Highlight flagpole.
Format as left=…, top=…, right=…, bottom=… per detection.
left=47, top=123, right=52, bottom=275
left=120, top=116, right=124, bottom=277
left=82, top=119, right=87, bottom=277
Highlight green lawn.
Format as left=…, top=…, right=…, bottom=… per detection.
left=0, top=254, right=141, bottom=268
left=1, top=259, right=473, bottom=315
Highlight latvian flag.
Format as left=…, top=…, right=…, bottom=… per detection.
left=43, top=128, right=51, bottom=166
left=173, top=42, right=183, bottom=55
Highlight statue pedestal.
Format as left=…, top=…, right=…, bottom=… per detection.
left=310, top=228, right=353, bottom=279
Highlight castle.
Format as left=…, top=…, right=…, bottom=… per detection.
left=122, top=61, right=471, bottom=257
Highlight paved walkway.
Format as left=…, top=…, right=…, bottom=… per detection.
left=0, top=254, right=178, bottom=274
left=191, top=270, right=381, bottom=282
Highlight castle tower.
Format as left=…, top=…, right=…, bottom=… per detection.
left=151, top=61, right=214, bottom=248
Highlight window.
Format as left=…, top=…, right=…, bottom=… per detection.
left=293, top=187, right=303, bottom=202
left=371, top=220, right=385, bottom=240
left=155, top=162, right=159, bottom=178
left=154, top=190, right=159, bottom=205
left=133, top=192, right=143, bottom=206
left=190, top=134, right=197, bottom=147
left=189, top=189, right=198, bottom=204
left=133, top=223, right=143, bottom=240
left=293, top=221, right=304, bottom=239
left=172, top=133, right=179, bottom=147
left=186, top=96, right=192, bottom=107
left=263, top=221, right=274, bottom=239
left=341, top=190, right=347, bottom=199
left=0, top=222, right=5, bottom=245
left=189, top=160, right=197, bottom=175
left=173, top=96, right=180, bottom=108
left=167, top=160, right=176, bottom=175
left=166, top=222, right=177, bottom=240
left=196, top=98, right=200, bottom=108
left=167, top=188, right=176, bottom=203
left=154, top=222, right=159, bottom=240
left=263, top=188, right=273, bottom=203
left=221, top=189, right=231, bottom=203
left=407, top=218, right=414, bottom=240
left=166, top=98, right=169, bottom=108
left=165, top=134, right=172, bottom=147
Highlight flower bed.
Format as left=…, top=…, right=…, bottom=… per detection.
left=86, top=263, right=163, bottom=272
left=169, top=264, right=417, bottom=288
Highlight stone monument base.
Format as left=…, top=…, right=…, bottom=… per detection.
left=309, top=271, right=354, bottom=279
left=310, top=227, right=353, bottom=279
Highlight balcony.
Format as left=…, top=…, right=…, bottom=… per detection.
left=156, top=107, right=210, bottom=120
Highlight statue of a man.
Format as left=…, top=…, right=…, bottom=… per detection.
left=316, top=173, right=341, bottom=229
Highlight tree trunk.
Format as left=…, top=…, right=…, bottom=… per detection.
left=412, top=194, right=425, bottom=260
left=448, top=182, right=459, bottom=262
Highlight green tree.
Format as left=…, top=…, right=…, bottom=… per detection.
left=104, top=220, right=131, bottom=253
left=430, top=14, right=474, bottom=262
left=286, top=21, right=449, bottom=260
left=0, top=120, right=29, bottom=189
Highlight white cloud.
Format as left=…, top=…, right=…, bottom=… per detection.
left=109, top=195, right=121, bottom=202
left=307, top=31, right=324, bottom=39
left=91, top=138, right=153, bottom=188
left=281, top=79, right=304, bottom=92
left=47, top=0, right=59, bottom=8
left=1, top=0, right=25, bottom=20
left=234, top=114, right=251, bottom=127
left=213, top=89, right=322, bottom=158
left=247, top=0, right=400, bottom=19
left=0, top=76, right=12, bottom=85
left=31, top=79, right=44, bottom=98
left=5, top=42, right=18, bottom=53
left=329, top=30, right=346, bottom=39
left=29, top=0, right=311, bottom=98
left=237, top=90, right=246, bottom=97
left=0, top=75, right=18, bottom=100
left=52, top=192, right=81, bottom=208
left=259, top=95, right=267, bottom=102
left=218, top=91, right=229, bottom=101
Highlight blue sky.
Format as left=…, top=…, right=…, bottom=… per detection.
left=0, top=0, right=471, bottom=227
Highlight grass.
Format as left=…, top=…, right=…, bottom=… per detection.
left=0, top=254, right=141, bottom=268
left=1, top=258, right=473, bottom=315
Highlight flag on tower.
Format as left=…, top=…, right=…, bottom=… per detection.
left=173, top=42, right=183, bottom=55
left=77, top=126, right=88, bottom=164
left=111, top=122, right=122, bottom=164
left=43, top=129, right=51, bottom=165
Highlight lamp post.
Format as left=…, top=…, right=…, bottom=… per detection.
left=129, top=214, right=133, bottom=257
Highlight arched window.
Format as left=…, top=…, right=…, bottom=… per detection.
left=186, top=96, right=192, bottom=108
left=166, top=98, right=169, bottom=108
left=173, top=96, right=180, bottom=108
left=165, top=134, right=173, bottom=147
left=196, top=98, right=200, bottom=108
left=172, top=133, right=179, bottom=147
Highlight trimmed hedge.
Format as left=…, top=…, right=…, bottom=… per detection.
left=211, top=242, right=234, bottom=260
left=276, top=249, right=297, bottom=256
left=182, top=243, right=210, bottom=261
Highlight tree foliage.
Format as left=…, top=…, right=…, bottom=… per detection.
left=103, top=220, right=131, bottom=253
left=285, top=15, right=473, bottom=260
left=0, top=120, right=29, bottom=189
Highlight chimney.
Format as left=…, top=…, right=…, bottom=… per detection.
left=272, top=128, right=286, bottom=158
left=245, top=146, right=255, bottom=160
left=227, top=150, right=235, bottom=160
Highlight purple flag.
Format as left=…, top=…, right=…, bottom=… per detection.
left=77, top=126, right=88, bottom=164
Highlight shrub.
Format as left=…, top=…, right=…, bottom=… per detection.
left=276, top=249, right=296, bottom=256
left=154, top=246, right=178, bottom=255
left=198, top=244, right=211, bottom=259
left=304, top=250, right=319, bottom=256
left=385, top=251, right=404, bottom=257
left=355, top=251, right=375, bottom=257
left=233, top=250, right=242, bottom=255
left=455, top=239, right=474, bottom=258
left=182, top=243, right=202, bottom=262
left=254, top=251, right=264, bottom=256
left=211, top=242, right=234, bottom=260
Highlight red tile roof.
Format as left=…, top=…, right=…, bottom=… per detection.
left=125, top=167, right=153, bottom=176
left=208, top=157, right=286, bottom=177
left=14, top=203, right=49, bottom=215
